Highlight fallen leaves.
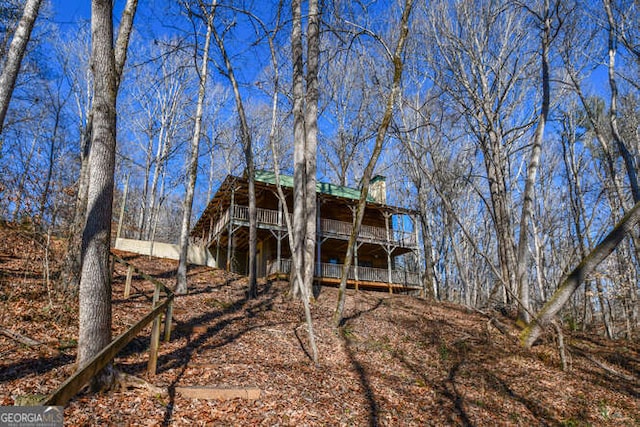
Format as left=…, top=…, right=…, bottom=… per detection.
left=0, top=223, right=639, bottom=425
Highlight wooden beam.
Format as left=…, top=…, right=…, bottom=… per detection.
left=40, top=297, right=172, bottom=406
left=0, top=327, right=41, bottom=347
left=175, top=386, right=261, bottom=400
left=147, top=284, right=162, bottom=376
left=163, top=301, right=173, bottom=342
left=123, top=264, right=133, bottom=299
left=111, top=253, right=174, bottom=297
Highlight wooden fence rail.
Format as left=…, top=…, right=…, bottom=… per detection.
left=40, top=253, right=174, bottom=406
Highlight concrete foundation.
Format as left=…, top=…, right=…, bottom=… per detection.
left=114, top=238, right=217, bottom=268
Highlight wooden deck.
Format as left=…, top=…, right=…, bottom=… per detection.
left=266, top=272, right=422, bottom=295
left=207, top=204, right=417, bottom=251
left=266, top=259, right=421, bottom=293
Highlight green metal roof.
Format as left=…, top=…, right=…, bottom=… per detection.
left=254, top=170, right=376, bottom=203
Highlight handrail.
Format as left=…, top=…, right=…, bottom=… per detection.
left=40, top=253, right=174, bottom=406
left=211, top=205, right=416, bottom=247
left=267, top=258, right=421, bottom=287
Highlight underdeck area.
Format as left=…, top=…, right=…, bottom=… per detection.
left=265, top=259, right=423, bottom=295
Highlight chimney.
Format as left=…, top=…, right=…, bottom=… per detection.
left=369, top=175, right=386, bottom=204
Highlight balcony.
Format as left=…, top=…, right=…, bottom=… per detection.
left=266, top=258, right=422, bottom=292
left=210, top=205, right=417, bottom=248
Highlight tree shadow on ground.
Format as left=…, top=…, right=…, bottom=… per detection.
left=391, top=315, right=567, bottom=426
left=107, top=267, right=280, bottom=426
left=112, top=261, right=244, bottom=297
left=156, top=280, right=282, bottom=426
left=389, top=333, right=473, bottom=425
left=0, top=353, right=75, bottom=382
left=339, top=330, right=379, bottom=427
left=338, top=298, right=384, bottom=327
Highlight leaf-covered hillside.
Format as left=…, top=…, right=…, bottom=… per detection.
left=0, top=224, right=638, bottom=425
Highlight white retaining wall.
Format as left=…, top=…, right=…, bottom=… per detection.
left=114, top=238, right=217, bottom=268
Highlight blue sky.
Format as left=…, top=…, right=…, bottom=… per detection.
left=49, top=0, right=90, bottom=23
left=49, top=1, right=132, bottom=30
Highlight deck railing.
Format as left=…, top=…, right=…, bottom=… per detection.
left=266, top=258, right=421, bottom=287
left=210, top=208, right=230, bottom=239
left=231, top=205, right=284, bottom=226
left=212, top=205, right=416, bottom=247
left=40, top=253, right=174, bottom=406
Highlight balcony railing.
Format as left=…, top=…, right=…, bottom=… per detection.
left=211, top=205, right=416, bottom=248
left=266, top=259, right=421, bottom=288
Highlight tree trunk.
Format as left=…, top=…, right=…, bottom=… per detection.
left=62, top=0, right=138, bottom=291
left=265, top=9, right=318, bottom=363
left=175, top=1, right=213, bottom=295
left=211, top=17, right=257, bottom=298
left=0, top=0, right=43, bottom=133
left=595, top=277, right=614, bottom=339
left=417, top=185, right=436, bottom=301
left=334, top=0, right=414, bottom=326
left=39, top=100, right=62, bottom=220
left=60, top=124, right=91, bottom=292
left=77, top=0, right=117, bottom=390
left=11, top=136, right=37, bottom=221
left=302, top=0, right=320, bottom=298
left=516, top=0, right=552, bottom=324
left=484, top=132, right=518, bottom=305
left=136, top=136, right=153, bottom=239
left=291, top=0, right=306, bottom=299
left=113, top=0, right=137, bottom=88
left=145, top=112, right=169, bottom=239
left=521, top=200, right=640, bottom=347
left=603, top=0, right=640, bottom=203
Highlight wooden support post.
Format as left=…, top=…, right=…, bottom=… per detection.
left=277, top=199, right=282, bottom=272
left=163, top=300, right=173, bottom=342
left=316, top=201, right=321, bottom=278
left=413, top=214, right=424, bottom=298
left=352, top=206, right=359, bottom=291
left=215, top=236, right=220, bottom=269
left=41, top=296, right=172, bottom=406
left=385, top=213, right=393, bottom=291
left=148, top=284, right=161, bottom=375
left=354, top=242, right=359, bottom=292
left=116, top=175, right=129, bottom=240
left=226, top=188, right=235, bottom=272
left=123, top=265, right=134, bottom=299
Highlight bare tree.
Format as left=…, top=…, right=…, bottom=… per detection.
left=514, top=0, right=561, bottom=323
left=62, top=0, right=138, bottom=292
left=290, top=0, right=320, bottom=300
left=291, top=0, right=305, bottom=298
left=261, top=3, right=318, bottom=362
left=334, top=0, right=415, bottom=326
left=0, top=0, right=42, bottom=134
left=395, top=87, right=459, bottom=302
left=77, top=0, right=119, bottom=388
left=303, top=0, right=320, bottom=303
left=426, top=0, right=537, bottom=308
left=603, top=0, right=640, bottom=203
left=211, top=5, right=258, bottom=298
left=129, top=45, right=189, bottom=241
left=37, top=83, right=67, bottom=222
left=521, top=199, right=640, bottom=347
left=176, top=0, right=214, bottom=295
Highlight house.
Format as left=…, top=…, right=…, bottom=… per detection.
left=190, top=171, right=423, bottom=294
